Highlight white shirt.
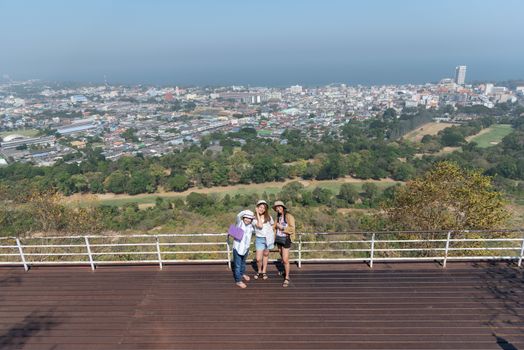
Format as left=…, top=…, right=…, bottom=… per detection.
left=232, top=211, right=255, bottom=256
left=254, top=216, right=275, bottom=245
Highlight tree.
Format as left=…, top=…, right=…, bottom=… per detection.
left=440, top=127, right=465, bottom=147
left=382, top=108, right=397, bottom=120
left=317, top=153, right=343, bottom=180
left=280, top=181, right=305, bottom=204
left=338, top=183, right=359, bottom=205
left=185, top=158, right=205, bottom=186
left=312, top=187, right=333, bottom=205
left=167, top=175, right=189, bottom=192
left=127, top=171, right=155, bottom=195
left=391, top=163, right=416, bottom=181
left=70, top=174, right=89, bottom=193
left=250, top=156, right=278, bottom=183
left=121, top=128, right=139, bottom=143
left=227, top=151, right=252, bottom=184
left=362, top=183, right=379, bottom=207
left=186, top=192, right=212, bottom=211
left=384, top=161, right=509, bottom=230
left=104, top=171, right=128, bottom=194
left=210, top=162, right=228, bottom=186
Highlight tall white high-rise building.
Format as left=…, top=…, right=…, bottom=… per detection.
left=455, top=65, right=467, bottom=85
left=484, top=83, right=494, bottom=95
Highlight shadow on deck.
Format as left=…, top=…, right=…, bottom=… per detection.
left=0, top=261, right=523, bottom=350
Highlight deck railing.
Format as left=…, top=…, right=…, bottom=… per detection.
left=0, top=229, right=523, bottom=271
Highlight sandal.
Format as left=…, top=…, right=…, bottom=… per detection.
left=262, top=273, right=268, bottom=280
left=236, top=282, right=247, bottom=289
left=242, top=274, right=251, bottom=282
left=282, top=278, right=290, bottom=288
left=253, top=273, right=262, bottom=280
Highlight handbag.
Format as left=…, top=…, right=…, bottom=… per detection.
left=228, top=224, right=244, bottom=241
left=275, top=234, right=288, bottom=245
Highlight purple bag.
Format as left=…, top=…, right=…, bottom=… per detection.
left=228, top=224, right=244, bottom=241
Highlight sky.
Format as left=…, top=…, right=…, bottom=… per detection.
left=1, top=0, right=523, bottom=86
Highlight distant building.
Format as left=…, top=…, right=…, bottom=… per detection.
left=454, top=66, right=467, bottom=85
left=491, top=86, right=508, bottom=94
left=265, top=92, right=282, bottom=101
left=289, top=85, right=303, bottom=94
left=0, top=136, right=55, bottom=150
left=70, top=95, right=88, bottom=103
left=164, top=92, right=174, bottom=102
left=250, top=95, right=261, bottom=104
left=1, top=134, right=27, bottom=142
left=71, top=140, right=87, bottom=149
left=57, top=119, right=98, bottom=135
left=484, top=83, right=494, bottom=95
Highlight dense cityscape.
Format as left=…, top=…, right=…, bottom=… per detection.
left=1, top=65, right=523, bottom=166
left=2, top=0, right=524, bottom=348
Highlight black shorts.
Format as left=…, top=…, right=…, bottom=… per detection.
left=276, top=236, right=292, bottom=249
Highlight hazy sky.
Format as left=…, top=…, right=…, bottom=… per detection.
left=1, top=0, right=523, bottom=86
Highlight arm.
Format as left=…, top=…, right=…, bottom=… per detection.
left=235, top=210, right=248, bottom=227
left=254, top=214, right=263, bottom=229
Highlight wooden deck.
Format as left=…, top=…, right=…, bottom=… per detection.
left=0, top=262, right=523, bottom=350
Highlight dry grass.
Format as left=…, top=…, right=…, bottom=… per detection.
left=403, top=122, right=455, bottom=142
left=65, top=177, right=400, bottom=207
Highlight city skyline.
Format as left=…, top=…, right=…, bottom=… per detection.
left=1, top=0, right=524, bottom=85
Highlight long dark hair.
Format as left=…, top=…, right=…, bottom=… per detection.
left=277, top=208, right=288, bottom=224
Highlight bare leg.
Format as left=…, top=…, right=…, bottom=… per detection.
left=278, top=245, right=283, bottom=274
left=262, top=249, right=269, bottom=273
left=255, top=249, right=263, bottom=274
left=281, top=247, right=290, bottom=280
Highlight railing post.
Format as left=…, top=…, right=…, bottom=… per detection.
left=518, top=233, right=524, bottom=268
left=84, top=236, right=95, bottom=271
left=226, top=238, right=231, bottom=269
left=156, top=237, right=163, bottom=270
left=298, top=234, right=302, bottom=269
left=369, top=233, right=375, bottom=268
left=15, top=237, right=29, bottom=272
left=443, top=231, right=452, bottom=268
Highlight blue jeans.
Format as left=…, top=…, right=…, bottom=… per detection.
left=233, top=249, right=248, bottom=283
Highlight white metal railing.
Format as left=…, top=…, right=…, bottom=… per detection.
left=0, top=230, right=523, bottom=271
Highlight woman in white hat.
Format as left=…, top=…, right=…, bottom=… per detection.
left=253, top=199, right=274, bottom=280
left=273, top=201, right=295, bottom=287
left=231, top=209, right=256, bottom=288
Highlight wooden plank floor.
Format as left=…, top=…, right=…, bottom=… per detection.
left=0, top=262, right=523, bottom=350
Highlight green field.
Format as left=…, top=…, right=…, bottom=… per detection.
left=0, top=128, right=40, bottom=138
left=469, top=124, right=513, bottom=148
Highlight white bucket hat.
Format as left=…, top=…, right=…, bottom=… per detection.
left=256, top=199, right=268, bottom=207
left=241, top=210, right=255, bottom=220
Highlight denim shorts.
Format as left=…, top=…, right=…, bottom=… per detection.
left=255, top=236, right=274, bottom=250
